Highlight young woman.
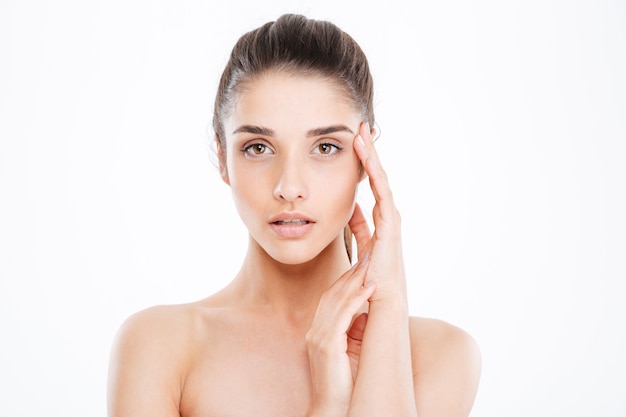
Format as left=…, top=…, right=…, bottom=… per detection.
left=108, top=14, right=481, bottom=417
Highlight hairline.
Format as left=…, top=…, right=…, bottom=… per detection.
left=218, top=67, right=366, bottom=146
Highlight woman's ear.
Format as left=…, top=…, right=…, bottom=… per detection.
left=215, top=136, right=230, bottom=185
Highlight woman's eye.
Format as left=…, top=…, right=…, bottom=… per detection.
left=243, top=143, right=272, bottom=157
left=314, top=143, right=341, bottom=156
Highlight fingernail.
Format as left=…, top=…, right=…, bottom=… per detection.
left=364, top=280, right=375, bottom=288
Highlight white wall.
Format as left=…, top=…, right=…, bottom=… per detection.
left=1, top=0, right=624, bottom=416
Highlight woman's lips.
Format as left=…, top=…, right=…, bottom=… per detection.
left=272, top=219, right=310, bottom=225
left=269, top=217, right=315, bottom=238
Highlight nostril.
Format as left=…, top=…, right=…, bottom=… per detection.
left=274, top=181, right=306, bottom=202
left=273, top=160, right=308, bottom=201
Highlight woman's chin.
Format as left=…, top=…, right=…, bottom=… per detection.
left=266, top=250, right=319, bottom=266
left=262, top=238, right=347, bottom=267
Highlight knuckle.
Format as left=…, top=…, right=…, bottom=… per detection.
left=305, top=333, right=334, bottom=356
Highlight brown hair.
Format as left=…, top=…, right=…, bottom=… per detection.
left=212, top=14, right=375, bottom=261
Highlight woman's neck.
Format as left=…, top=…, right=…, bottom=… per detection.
left=229, top=234, right=352, bottom=320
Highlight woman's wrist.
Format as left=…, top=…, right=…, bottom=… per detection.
left=368, top=297, right=409, bottom=319
left=367, top=277, right=409, bottom=309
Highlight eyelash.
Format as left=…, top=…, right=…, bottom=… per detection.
left=241, top=142, right=273, bottom=158
left=314, top=142, right=343, bottom=157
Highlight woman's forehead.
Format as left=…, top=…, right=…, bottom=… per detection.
left=225, top=73, right=361, bottom=137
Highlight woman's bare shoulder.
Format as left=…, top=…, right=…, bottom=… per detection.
left=408, top=316, right=482, bottom=416
left=112, top=299, right=225, bottom=352
left=409, top=316, right=479, bottom=352
left=110, top=304, right=199, bottom=375
left=108, top=301, right=226, bottom=416
left=115, top=303, right=192, bottom=338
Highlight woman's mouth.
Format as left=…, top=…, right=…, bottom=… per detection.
left=269, top=215, right=315, bottom=238
left=272, top=219, right=311, bottom=225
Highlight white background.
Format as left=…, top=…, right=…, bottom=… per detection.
left=1, top=0, right=625, bottom=416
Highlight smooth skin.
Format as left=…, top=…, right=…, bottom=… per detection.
left=107, top=73, right=481, bottom=417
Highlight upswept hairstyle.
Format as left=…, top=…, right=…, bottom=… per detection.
left=212, top=13, right=375, bottom=261
left=212, top=13, right=375, bottom=149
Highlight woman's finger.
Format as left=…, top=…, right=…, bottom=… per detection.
left=307, top=257, right=376, bottom=355
left=315, top=254, right=370, bottom=316
left=353, top=123, right=396, bottom=217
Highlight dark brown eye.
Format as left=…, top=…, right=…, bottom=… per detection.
left=318, top=143, right=332, bottom=154
left=252, top=144, right=266, bottom=154
left=315, top=142, right=343, bottom=156
left=243, top=143, right=271, bottom=157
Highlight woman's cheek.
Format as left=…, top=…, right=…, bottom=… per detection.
left=325, top=165, right=360, bottom=208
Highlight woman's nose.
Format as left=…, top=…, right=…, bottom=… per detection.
left=273, top=157, right=308, bottom=202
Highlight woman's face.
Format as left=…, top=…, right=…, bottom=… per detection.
left=221, top=72, right=363, bottom=265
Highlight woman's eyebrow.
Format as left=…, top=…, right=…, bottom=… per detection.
left=307, top=125, right=354, bottom=137
left=232, top=125, right=275, bottom=136
left=232, top=124, right=354, bottom=137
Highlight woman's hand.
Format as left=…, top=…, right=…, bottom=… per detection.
left=305, top=255, right=376, bottom=417
left=306, top=122, right=411, bottom=417
left=343, top=123, right=417, bottom=417
left=350, top=122, right=406, bottom=304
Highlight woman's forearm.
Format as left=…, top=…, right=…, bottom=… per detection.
left=348, top=297, right=417, bottom=417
